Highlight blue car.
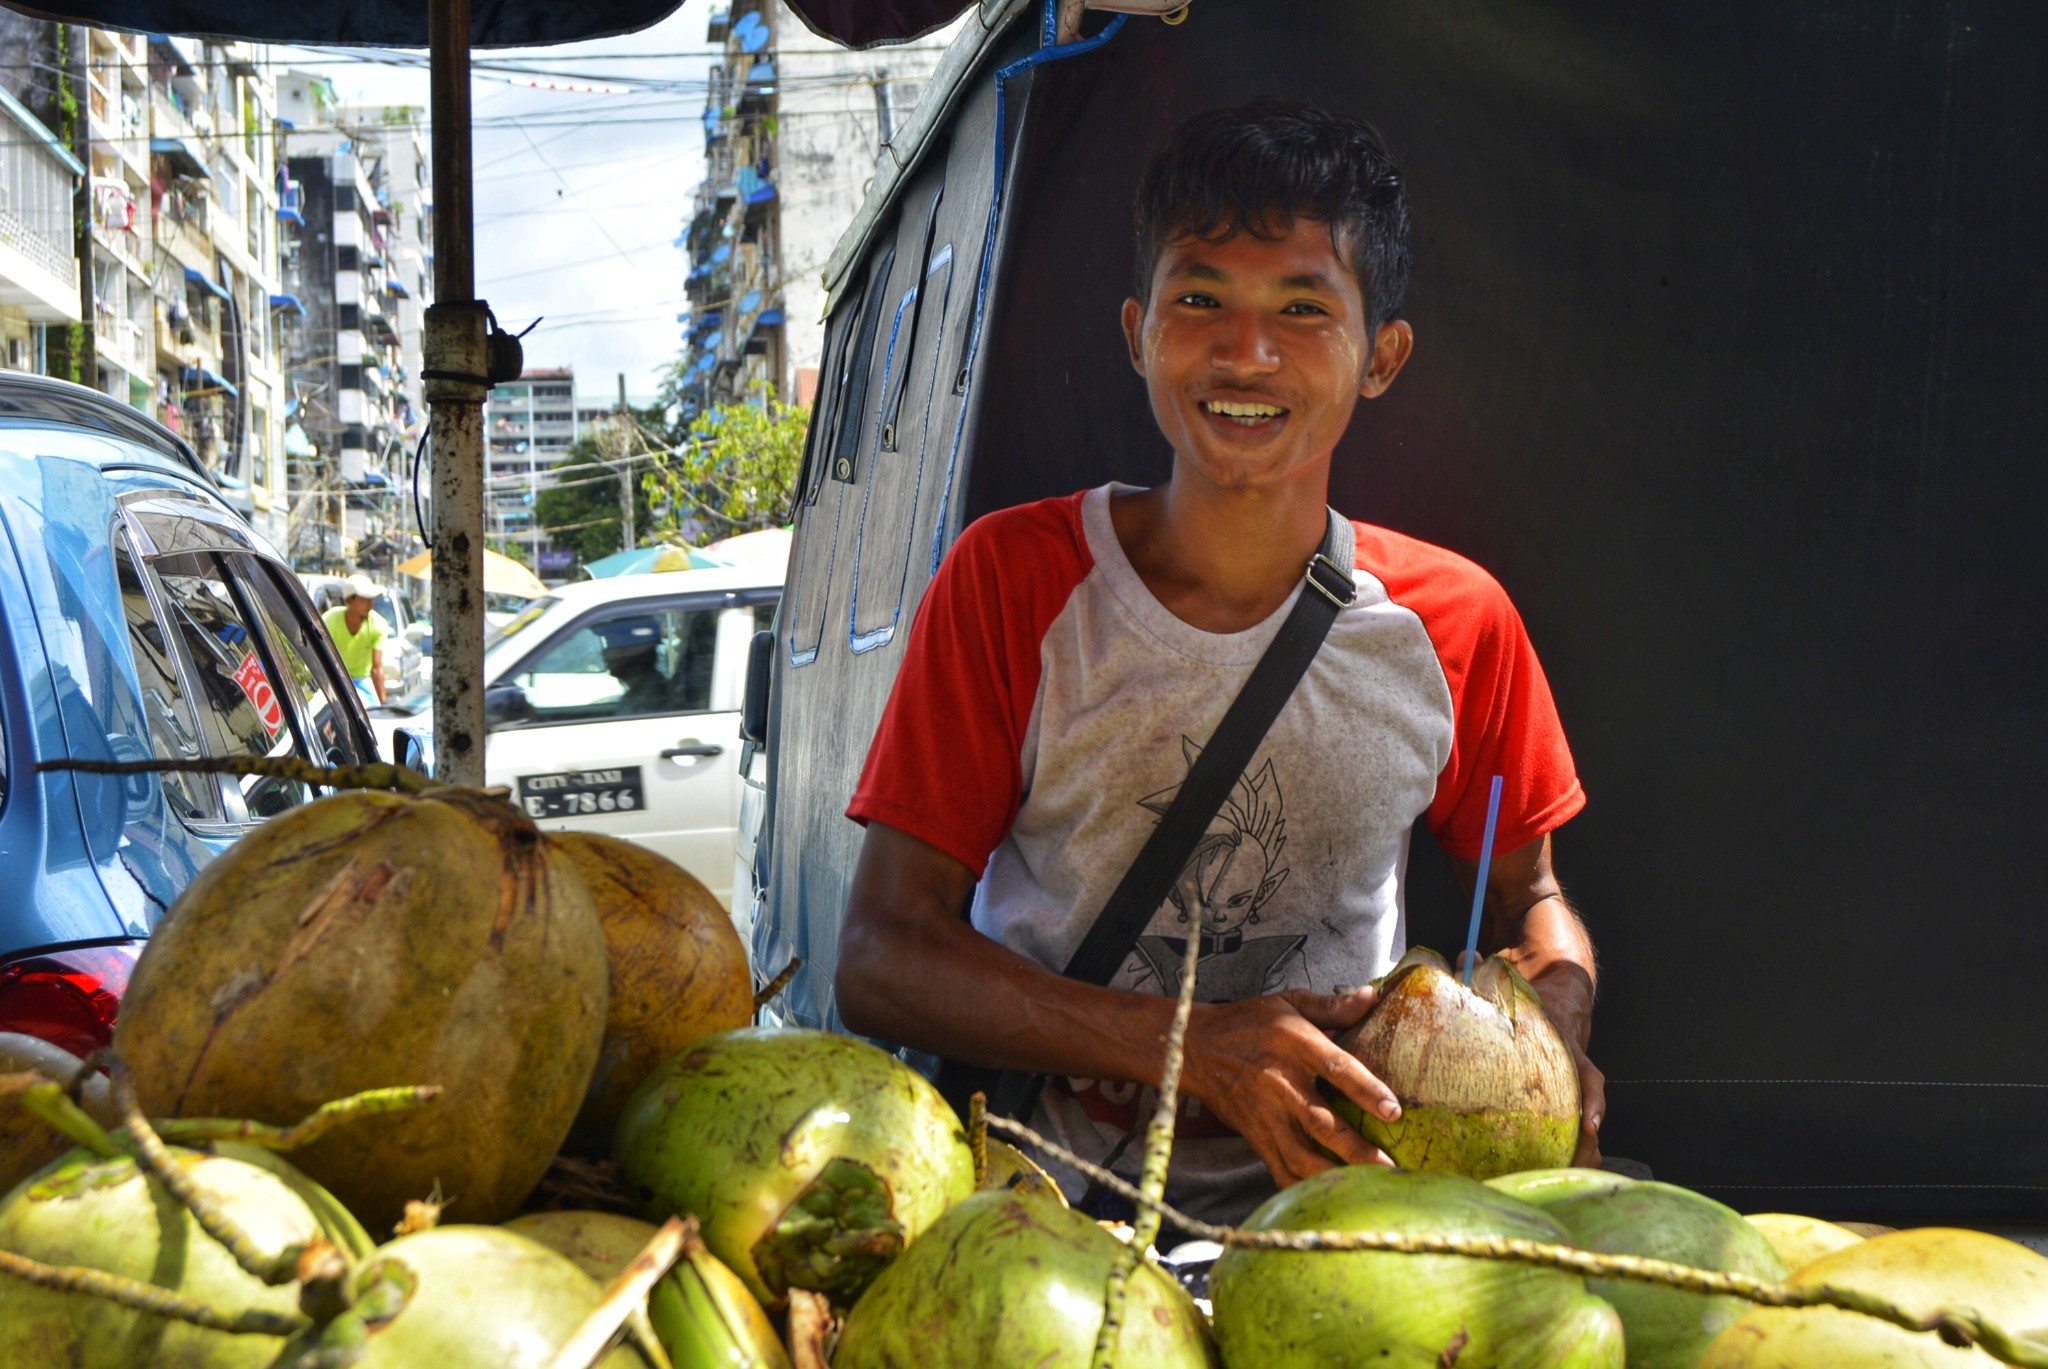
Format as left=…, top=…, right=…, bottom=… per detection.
left=0, top=373, right=377, bottom=1059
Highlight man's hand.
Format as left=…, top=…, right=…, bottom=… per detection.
left=1524, top=961, right=1604, bottom=1167
left=1451, top=833, right=1605, bottom=1170
left=1180, top=986, right=1400, bottom=1187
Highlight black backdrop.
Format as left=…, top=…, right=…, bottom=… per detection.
left=769, top=0, right=2048, bottom=1222
left=54, top=0, right=2035, bottom=1226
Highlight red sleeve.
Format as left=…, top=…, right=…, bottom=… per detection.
left=1355, top=523, right=1586, bottom=861
left=846, top=493, right=1095, bottom=876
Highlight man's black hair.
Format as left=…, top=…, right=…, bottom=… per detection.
left=1133, top=100, right=1412, bottom=331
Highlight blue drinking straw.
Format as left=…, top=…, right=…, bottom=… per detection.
left=1461, top=774, right=1506, bottom=988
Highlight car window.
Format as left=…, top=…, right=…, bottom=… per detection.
left=229, top=555, right=368, bottom=766
left=113, top=539, right=220, bottom=823
left=508, top=604, right=721, bottom=723
left=149, top=551, right=314, bottom=820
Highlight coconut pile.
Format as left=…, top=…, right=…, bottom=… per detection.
left=3, top=779, right=2048, bottom=1368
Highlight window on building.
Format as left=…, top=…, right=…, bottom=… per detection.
left=337, top=245, right=359, bottom=271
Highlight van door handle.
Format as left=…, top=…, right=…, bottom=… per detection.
left=661, top=741, right=724, bottom=759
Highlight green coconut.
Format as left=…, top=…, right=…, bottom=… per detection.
left=978, top=1137, right=1068, bottom=1205
left=0, top=1033, right=119, bottom=1196
left=1210, top=1166, right=1624, bottom=1368
left=0, top=1143, right=328, bottom=1368
left=1533, top=1178, right=1786, bottom=1369
left=1697, top=1228, right=2048, bottom=1367
left=278, top=1225, right=642, bottom=1368
left=613, top=1027, right=974, bottom=1308
left=549, top=832, right=755, bottom=1149
left=114, top=787, right=609, bottom=1233
left=1333, top=947, right=1580, bottom=1179
left=1741, top=1212, right=1863, bottom=1273
left=1486, top=1167, right=1631, bottom=1207
left=834, top=1188, right=1216, bottom=1368
left=505, top=1209, right=792, bottom=1369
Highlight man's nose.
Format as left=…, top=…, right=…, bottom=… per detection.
left=1209, top=309, right=1281, bottom=375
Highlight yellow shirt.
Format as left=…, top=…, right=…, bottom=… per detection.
left=322, top=606, right=390, bottom=679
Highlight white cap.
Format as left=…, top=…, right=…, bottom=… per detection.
left=343, top=574, right=381, bottom=600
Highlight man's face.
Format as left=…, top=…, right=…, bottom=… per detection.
left=345, top=593, right=374, bottom=615
left=1122, top=217, right=1412, bottom=495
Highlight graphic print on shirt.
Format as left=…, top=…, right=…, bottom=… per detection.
left=1120, top=736, right=1312, bottom=1001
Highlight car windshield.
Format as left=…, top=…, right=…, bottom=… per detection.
left=389, top=595, right=558, bottom=712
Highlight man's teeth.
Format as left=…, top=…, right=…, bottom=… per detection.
left=1203, top=401, right=1285, bottom=423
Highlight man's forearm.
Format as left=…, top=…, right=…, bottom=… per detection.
left=840, top=900, right=1181, bottom=1087
left=836, top=825, right=1180, bottom=1088
left=1502, top=895, right=1596, bottom=1047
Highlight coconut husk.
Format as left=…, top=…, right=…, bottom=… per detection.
left=1335, top=947, right=1580, bottom=1179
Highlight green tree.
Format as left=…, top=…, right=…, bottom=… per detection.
left=533, top=428, right=658, bottom=564
left=643, top=381, right=808, bottom=542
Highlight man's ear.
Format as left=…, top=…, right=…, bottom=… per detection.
left=1121, top=297, right=1146, bottom=375
left=1358, top=318, right=1415, bottom=400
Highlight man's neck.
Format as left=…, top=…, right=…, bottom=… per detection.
left=1108, top=469, right=1332, bottom=635
left=345, top=607, right=368, bottom=633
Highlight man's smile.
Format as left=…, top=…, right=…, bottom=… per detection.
left=1201, top=398, right=1290, bottom=427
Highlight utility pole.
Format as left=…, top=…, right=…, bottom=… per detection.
left=612, top=371, right=635, bottom=552
left=64, top=24, right=95, bottom=386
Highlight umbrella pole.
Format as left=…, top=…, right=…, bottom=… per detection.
left=423, top=0, right=488, bottom=785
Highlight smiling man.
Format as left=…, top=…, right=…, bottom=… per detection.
left=836, top=101, right=1603, bottom=1224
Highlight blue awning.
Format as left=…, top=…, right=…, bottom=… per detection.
left=152, top=137, right=209, bottom=180
left=269, top=293, right=306, bottom=315
left=0, top=89, right=82, bottom=177
left=754, top=306, right=785, bottom=327
left=744, top=59, right=776, bottom=88
left=183, top=267, right=233, bottom=305
left=738, top=288, right=762, bottom=314
left=180, top=365, right=237, bottom=397
left=385, top=279, right=410, bottom=299
left=147, top=34, right=197, bottom=74
left=709, top=243, right=731, bottom=264
left=276, top=206, right=304, bottom=225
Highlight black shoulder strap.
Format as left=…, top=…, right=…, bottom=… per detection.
left=1062, top=518, right=1356, bottom=985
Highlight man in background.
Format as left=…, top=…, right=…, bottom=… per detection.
left=323, top=574, right=391, bottom=704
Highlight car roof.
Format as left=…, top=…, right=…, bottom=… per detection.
left=0, top=371, right=209, bottom=481
left=538, top=565, right=785, bottom=607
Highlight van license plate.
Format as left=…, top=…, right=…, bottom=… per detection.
left=515, top=767, right=645, bottom=819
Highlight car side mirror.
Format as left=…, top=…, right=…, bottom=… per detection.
left=391, top=726, right=435, bottom=777
left=739, top=629, right=773, bottom=745
left=483, top=682, right=534, bottom=727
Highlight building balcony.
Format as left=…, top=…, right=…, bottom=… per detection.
left=0, top=91, right=82, bottom=322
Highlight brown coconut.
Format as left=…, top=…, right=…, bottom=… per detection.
left=548, top=832, right=754, bottom=1144
left=1333, top=946, right=1580, bottom=1178
left=113, top=787, right=608, bottom=1234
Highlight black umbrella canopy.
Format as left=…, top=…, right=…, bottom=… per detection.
left=0, top=0, right=683, bottom=46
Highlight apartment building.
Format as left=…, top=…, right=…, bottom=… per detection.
left=486, top=366, right=579, bottom=560
left=277, top=73, right=432, bottom=573
left=676, top=2, right=955, bottom=415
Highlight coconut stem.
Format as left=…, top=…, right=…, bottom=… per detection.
left=544, top=1216, right=690, bottom=1369
left=36, top=756, right=440, bottom=794
left=985, top=1115, right=2048, bottom=1369
left=153, top=1085, right=444, bottom=1151
left=967, top=1091, right=989, bottom=1185
left=753, top=956, right=803, bottom=1012
left=105, top=1057, right=303, bottom=1286
left=1091, top=904, right=1203, bottom=1369
left=16, top=1077, right=122, bottom=1158
left=0, top=1246, right=306, bottom=1336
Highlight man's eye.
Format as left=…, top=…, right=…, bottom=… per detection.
left=1283, top=301, right=1328, bottom=315
left=1175, top=292, right=1218, bottom=308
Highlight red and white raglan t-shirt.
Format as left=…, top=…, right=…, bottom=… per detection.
left=848, top=483, right=1585, bottom=1222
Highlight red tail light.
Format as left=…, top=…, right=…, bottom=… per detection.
left=0, top=942, right=139, bottom=1059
